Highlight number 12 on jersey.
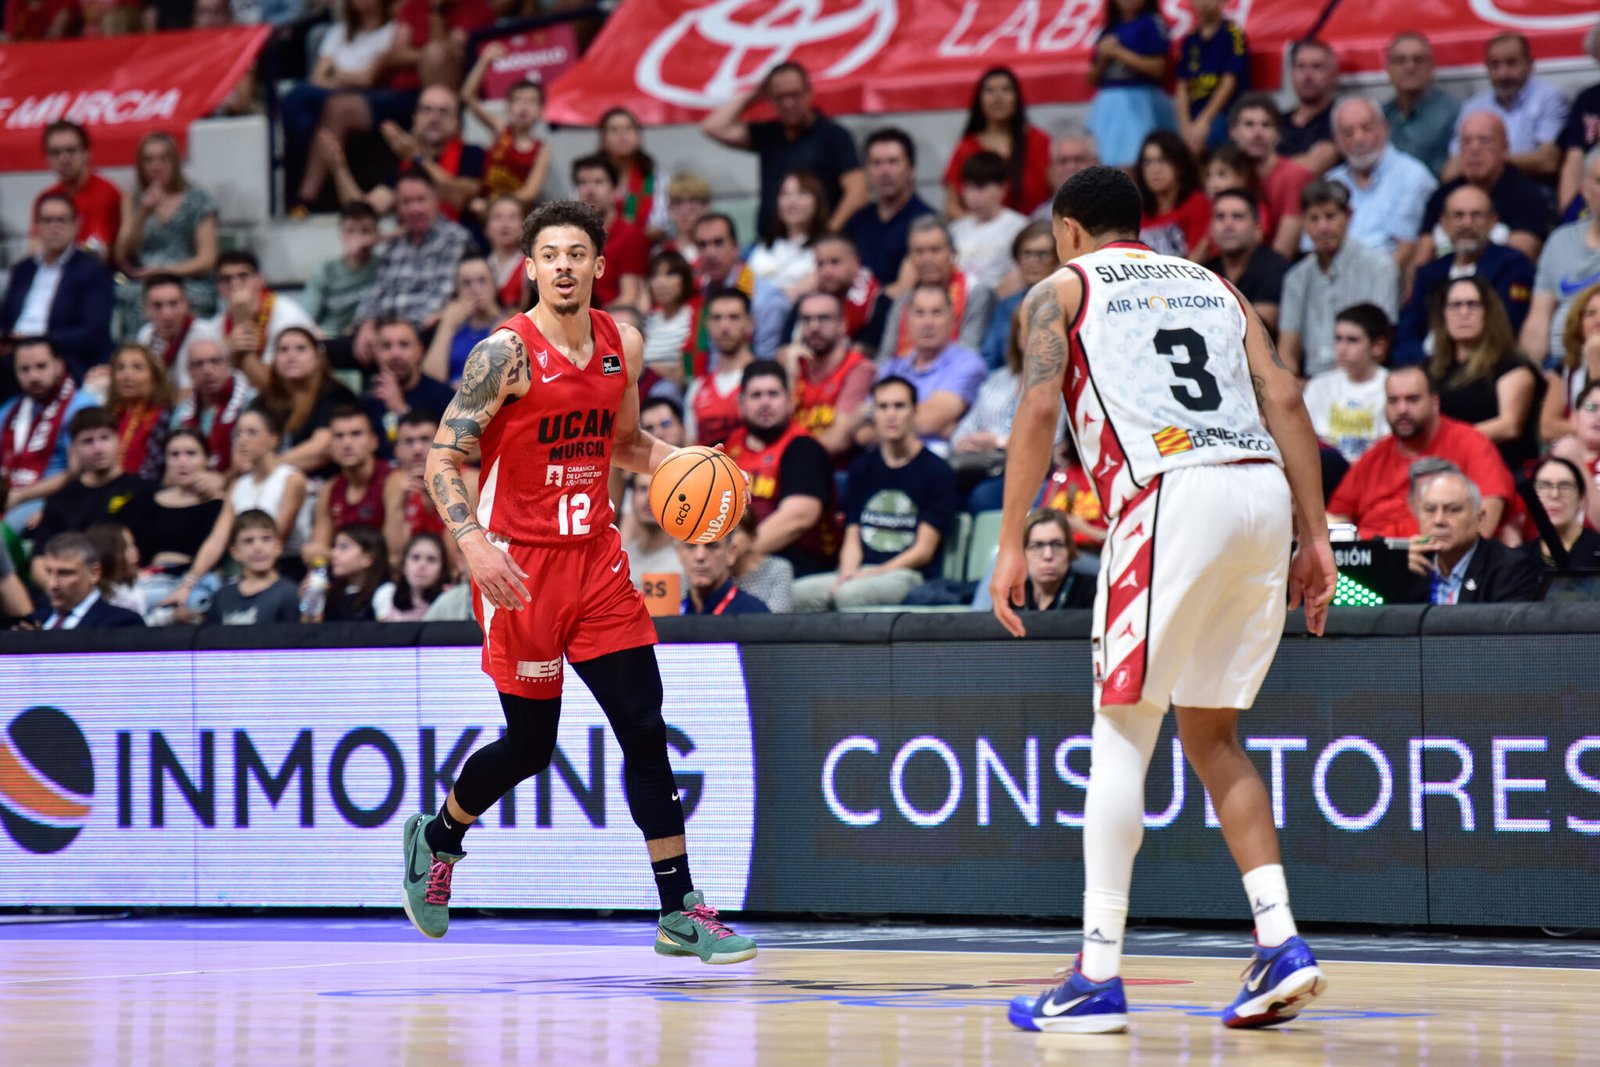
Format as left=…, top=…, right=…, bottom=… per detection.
left=557, top=493, right=592, bottom=536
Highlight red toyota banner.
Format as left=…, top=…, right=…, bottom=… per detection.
left=547, top=0, right=1595, bottom=127
left=0, top=27, right=269, bottom=172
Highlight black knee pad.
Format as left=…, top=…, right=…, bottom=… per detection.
left=572, top=648, right=683, bottom=841
left=452, top=692, right=561, bottom=817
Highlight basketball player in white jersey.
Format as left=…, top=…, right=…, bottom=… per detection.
left=993, top=167, right=1338, bottom=1034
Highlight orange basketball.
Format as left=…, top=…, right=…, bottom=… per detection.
left=648, top=446, right=748, bottom=544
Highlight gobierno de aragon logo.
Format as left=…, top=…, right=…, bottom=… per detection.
left=0, top=707, right=93, bottom=854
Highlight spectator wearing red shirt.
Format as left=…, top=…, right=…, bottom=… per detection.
left=786, top=290, right=875, bottom=465
left=570, top=155, right=647, bottom=311
left=684, top=289, right=756, bottom=448
left=382, top=409, right=470, bottom=573
left=943, top=67, right=1054, bottom=220
left=1136, top=131, right=1211, bottom=260
left=388, top=0, right=494, bottom=90
left=1328, top=364, right=1515, bottom=538
left=304, top=406, right=392, bottom=566
left=1230, top=93, right=1315, bottom=260
left=723, top=360, right=839, bottom=577
left=32, top=122, right=122, bottom=261
left=462, top=61, right=550, bottom=214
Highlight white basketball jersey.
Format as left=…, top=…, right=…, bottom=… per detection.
left=1063, top=242, right=1281, bottom=521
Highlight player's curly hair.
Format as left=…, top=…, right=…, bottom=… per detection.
left=520, top=199, right=609, bottom=258
left=1051, top=165, right=1141, bottom=237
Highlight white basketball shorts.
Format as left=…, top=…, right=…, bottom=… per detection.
left=1092, top=461, right=1292, bottom=712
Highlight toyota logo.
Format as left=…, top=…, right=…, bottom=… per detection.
left=636, top=0, right=898, bottom=109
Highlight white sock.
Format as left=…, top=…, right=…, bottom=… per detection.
left=1242, top=864, right=1299, bottom=947
left=1080, top=889, right=1129, bottom=982
left=1079, top=701, right=1165, bottom=981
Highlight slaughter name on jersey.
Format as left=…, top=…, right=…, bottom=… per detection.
left=1062, top=242, right=1282, bottom=521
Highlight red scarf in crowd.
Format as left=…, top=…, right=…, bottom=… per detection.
left=1, top=374, right=76, bottom=490
left=840, top=266, right=880, bottom=339
left=894, top=270, right=969, bottom=354
left=619, top=163, right=656, bottom=228
left=116, top=403, right=165, bottom=477
left=688, top=263, right=755, bottom=379
left=435, top=139, right=467, bottom=221
left=222, top=291, right=275, bottom=359
left=177, top=372, right=250, bottom=471
left=151, top=315, right=194, bottom=373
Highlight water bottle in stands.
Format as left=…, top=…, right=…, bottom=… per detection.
left=301, top=561, right=330, bottom=619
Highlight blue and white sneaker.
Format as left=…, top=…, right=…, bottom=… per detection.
left=1008, top=964, right=1128, bottom=1034
left=1223, top=936, right=1327, bottom=1028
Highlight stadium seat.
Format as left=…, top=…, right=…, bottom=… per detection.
left=966, top=510, right=1004, bottom=586
left=942, top=512, right=972, bottom=582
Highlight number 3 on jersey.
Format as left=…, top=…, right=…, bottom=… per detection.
left=557, top=493, right=591, bottom=536
left=1156, top=327, right=1222, bottom=412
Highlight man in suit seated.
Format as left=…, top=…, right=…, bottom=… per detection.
left=33, top=531, right=144, bottom=629
left=1, top=194, right=114, bottom=376
left=1402, top=460, right=1541, bottom=604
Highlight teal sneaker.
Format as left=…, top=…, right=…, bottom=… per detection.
left=654, top=890, right=758, bottom=964
left=401, top=813, right=462, bottom=940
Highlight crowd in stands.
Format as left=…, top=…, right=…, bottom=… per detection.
left=4, top=3, right=1600, bottom=627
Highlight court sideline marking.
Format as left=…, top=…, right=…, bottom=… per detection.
left=0, top=943, right=623, bottom=988
left=4, top=941, right=1597, bottom=990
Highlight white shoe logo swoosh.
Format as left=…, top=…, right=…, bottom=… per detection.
left=542, top=373, right=561, bottom=383
left=1040, top=993, right=1090, bottom=1017
left=1246, top=966, right=1268, bottom=993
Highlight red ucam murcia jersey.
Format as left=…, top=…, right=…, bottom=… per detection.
left=476, top=309, right=628, bottom=544
left=1061, top=241, right=1282, bottom=522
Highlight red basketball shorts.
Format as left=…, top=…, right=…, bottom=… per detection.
left=472, top=525, right=658, bottom=698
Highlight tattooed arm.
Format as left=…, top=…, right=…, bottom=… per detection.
left=609, top=323, right=677, bottom=476
left=425, top=330, right=533, bottom=610
left=991, top=270, right=1079, bottom=638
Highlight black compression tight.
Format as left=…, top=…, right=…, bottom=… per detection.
left=451, top=691, right=560, bottom=817
left=453, top=646, right=685, bottom=841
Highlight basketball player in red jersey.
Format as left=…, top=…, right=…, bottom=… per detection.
left=407, top=200, right=758, bottom=964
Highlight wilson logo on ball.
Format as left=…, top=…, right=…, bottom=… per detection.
left=700, top=490, right=735, bottom=543
left=0, top=707, right=94, bottom=855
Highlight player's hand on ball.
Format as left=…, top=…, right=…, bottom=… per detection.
left=462, top=538, right=532, bottom=611
left=709, top=443, right=753, bottom=504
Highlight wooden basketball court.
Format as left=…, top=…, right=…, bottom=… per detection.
left=2, top=917, right=1596, bottom=1064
